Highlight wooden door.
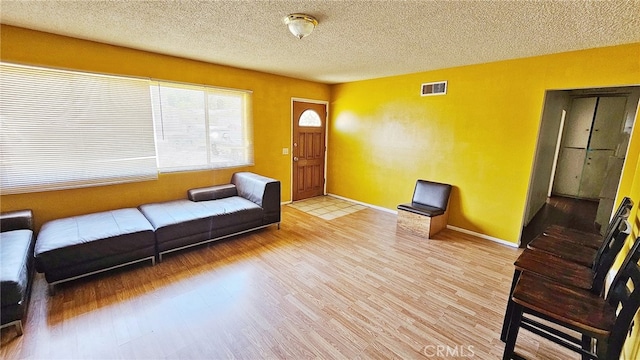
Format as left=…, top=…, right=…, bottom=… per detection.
left=292, top=101, right=326, bottom=201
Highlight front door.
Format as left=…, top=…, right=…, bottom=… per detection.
left=292, top=100, right=327, bottom=201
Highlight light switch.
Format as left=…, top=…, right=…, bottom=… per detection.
left=282, top=148, right=289, bottom=155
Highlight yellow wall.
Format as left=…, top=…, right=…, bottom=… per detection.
left=0, top=25, right=330, bottom=230
left=328, top=43, right=640, bottom=244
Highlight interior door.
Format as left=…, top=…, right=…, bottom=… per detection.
left=562, top=97, right=597, bottom=148
left=579, top=149, right=615, bottom=199
left=292, top=101, right=326, bottom=201
left=589, top=97, right=627, bottom=150
left=553, top=147, right=587, bottom=196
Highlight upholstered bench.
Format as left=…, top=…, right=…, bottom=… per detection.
left=1, top=210, right=35, bottom=336
left=34, top=208, right=156, bottom=292
left=397, top=180, right=452, bottom=239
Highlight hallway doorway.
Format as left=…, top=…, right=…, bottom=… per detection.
left=521, top=86, right=640, bottom=246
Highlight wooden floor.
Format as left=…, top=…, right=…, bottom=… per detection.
left=1, top=206, right=579, bottom=359
left=520, top=196, right=599, bottom=247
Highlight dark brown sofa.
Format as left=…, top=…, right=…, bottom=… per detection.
left=139, top=172, right=281, bottom=261
left=1, top=210, right=35, bottom=336
left=33, top=172, right=281, bottom=292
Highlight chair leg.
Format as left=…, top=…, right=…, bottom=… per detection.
left=502, top=303, right=523, bottom=360
left=581, top=334, right=591, bottom=360
left=595, top=338, right=608, bottom=360
left=501, top=269, right=521, bottom=342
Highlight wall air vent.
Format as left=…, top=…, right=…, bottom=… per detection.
left=421, top=81, right=447, bottom=96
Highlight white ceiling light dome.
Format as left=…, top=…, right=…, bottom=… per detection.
left=284, top=13, right=318, bottom=39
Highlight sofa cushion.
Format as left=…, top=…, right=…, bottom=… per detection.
left=1, top=229, right=33, bottom=307
left=188, top=184, right=237, bottom=202
left=34, top=208, right=155, bottom=273
left=397, top=203, right=445, bottom=217
left=139, top=197, right=263, bottom=244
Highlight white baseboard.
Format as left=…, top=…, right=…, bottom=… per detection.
left=326, top=193, right=397, bottom=214
left=446, top=225, right=519, bottom=248
left=327, top=193, right=518, bottom=248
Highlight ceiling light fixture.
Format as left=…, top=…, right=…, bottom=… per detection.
left=284, top=13, right=318, bottom=39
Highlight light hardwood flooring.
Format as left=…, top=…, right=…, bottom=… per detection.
left=1, top=205, right=578, bottom=359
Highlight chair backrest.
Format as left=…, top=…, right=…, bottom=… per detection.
left=592, top=218, right=631, bottom=294
left=602, top=197, right=633, bottom=237
left=412, top=180, right=452, bottom=211
left=593, top=210, right=631, bottom=271
left=605, top=236, right=640, bottom=359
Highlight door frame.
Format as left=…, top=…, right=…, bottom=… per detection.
left=520, top=86, right=640, bottom=245
left=290, top=97, right=329, bottom=202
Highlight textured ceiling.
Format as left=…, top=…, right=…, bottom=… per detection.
left=1, top=0, right=639, bottom=84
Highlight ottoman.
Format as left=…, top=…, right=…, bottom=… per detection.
left=0, top=209, right=35, bottom=336
left=34, top=208, right=156, bottom=291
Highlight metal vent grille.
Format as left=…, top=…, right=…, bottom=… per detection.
left=421, top=81, right=447, bottom=96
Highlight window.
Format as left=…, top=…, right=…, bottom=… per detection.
left=0, top=63, right=254, bottom=194
left=299, top=109, right=322, bottom=127
left=151, top=82, right=253, bottom=172
left=0, top=63, right=158, bottom=195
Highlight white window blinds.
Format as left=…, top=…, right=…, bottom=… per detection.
left=0, top=63, right=158, bottom=195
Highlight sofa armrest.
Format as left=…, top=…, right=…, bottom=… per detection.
left=188, top=184, right=238, bottom=202
left=231, top=172, right=281, bottom=224
left=0, top=210, right=34, bottom=232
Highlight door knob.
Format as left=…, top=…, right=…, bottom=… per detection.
left=293, top=157, right=299, bottom=161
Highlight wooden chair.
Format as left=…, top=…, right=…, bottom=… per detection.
left=502, top=236, right=640, bottom=360
left=526, top=203, right=631, bottom=267
left=500, top=218, right=630, bottom=342
left=396, top=180, right=452, bottom=239
left=542, top=197, right=632, bottom=248
left=542, top=197, right=632, bottom=249
left=537, top=197, right=632, bottom=250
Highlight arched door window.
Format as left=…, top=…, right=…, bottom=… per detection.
left=299, top=109, right=322, bottom=127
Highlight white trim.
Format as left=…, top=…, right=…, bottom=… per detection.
left=327, top=193, right=519, bottom=247
left=446, top=225, right=519, bottom=248
left=548, top=109, right=567, bottom=197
